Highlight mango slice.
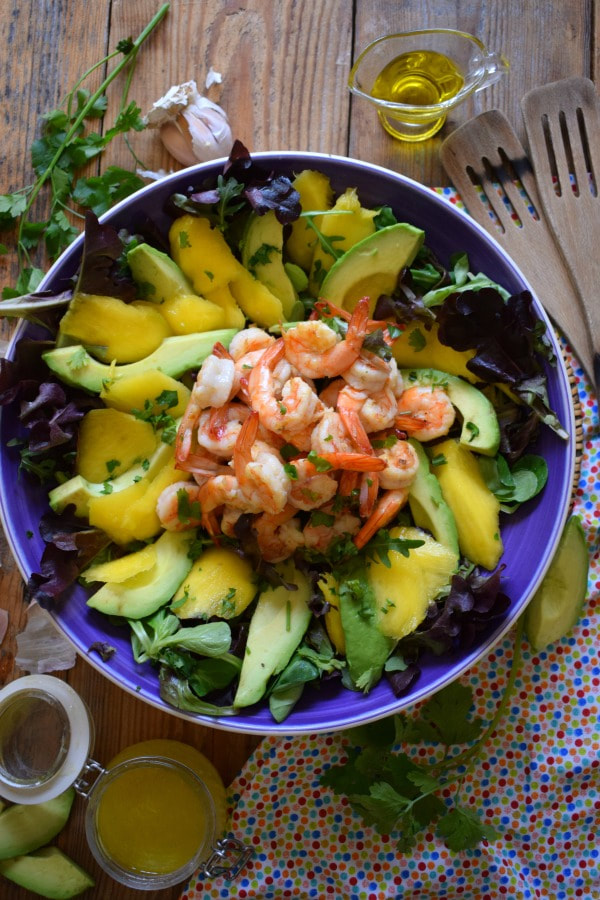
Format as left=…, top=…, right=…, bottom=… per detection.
left=308, top=187, right=377, bottom=296
left=285, top=169, right=334, bottom=270
left=58, top=293, right=171, bottom=363
left=369, top=526, right=457, bottom=640
left=433, top=439, right=503, bottom=570
left=172, top=546, right=257, bottom=619
left=100, top=369, right=191, bottom=417
left=76, top=408, right=158, bottom=482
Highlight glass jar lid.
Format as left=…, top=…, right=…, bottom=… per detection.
left=0, top=674, right=93, bottom=804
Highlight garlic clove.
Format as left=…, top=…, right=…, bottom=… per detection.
left=159, top=119, right=199, bottom=167
left=184, top=98, right=233, bottom=163
left=145, top=80, right=234, bottom=165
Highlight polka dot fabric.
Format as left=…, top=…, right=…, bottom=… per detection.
left=184, top=192, right=600, bottom=900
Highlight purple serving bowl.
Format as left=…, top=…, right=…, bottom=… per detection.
left=0, top=152, right=575, bottom=735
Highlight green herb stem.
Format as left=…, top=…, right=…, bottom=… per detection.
left=16, top=3, right=170, bottom=265
left=434, top=613, right=526, bottom=775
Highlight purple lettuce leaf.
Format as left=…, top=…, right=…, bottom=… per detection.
left=386, top=566, right=511, bottom=696
left=186, top=140, right=301, bottom=226
left=76, top=210, right=137, bottom=300
left=26, top=508, right=110, bottom=608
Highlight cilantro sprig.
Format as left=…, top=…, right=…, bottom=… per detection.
left=322, top=615, right=525, bottom=852
left=0, top=4, right=170, bottom=299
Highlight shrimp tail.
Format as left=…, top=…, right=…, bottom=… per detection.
left=353, top=487, right=409, bottom=550
left=233, top=409, right=260, bottom=481
left=212, top=341, right=233, bottom=360
left=176, top=452, right=231, bottom=477
left=316, top=451, right=386, bottom=472
left=338, top=406, right=373, bottom=454
left=359, top=471, right=379, bottom=518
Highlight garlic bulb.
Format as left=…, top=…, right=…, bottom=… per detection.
left=144, top=80, right=234, bottom=165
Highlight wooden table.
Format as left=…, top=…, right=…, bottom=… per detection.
left=0, top=2, right=595, bottom=897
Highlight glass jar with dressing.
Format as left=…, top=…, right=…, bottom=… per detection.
left=0, top=675, right=252, bottom=890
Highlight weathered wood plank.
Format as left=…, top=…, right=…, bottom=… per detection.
left=102, top=0, right=354, bottom=176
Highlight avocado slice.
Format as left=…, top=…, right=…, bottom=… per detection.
left=400, top=367, right=500, bottom=456
left=525, top=515, right=589, bottom=651
left=42, top=329, right=238, bottom=393
left=0, top=789, right=75, bottom=860
left=319, top=223, right=424, bottom=311
left=338, top=559, right=395, bottom=692
left=86, top=530, right=194, bottom=619
left=234, top=562, right=312, bottom=708
left=48, top=439, right=174, bottom=517
left=407, top=438, right=460, bottom=561
left=126, top=242, right=195, bottom=303
left=240, top=210, right=297, bottom=319
left=0, top=846, right=94, bottom=899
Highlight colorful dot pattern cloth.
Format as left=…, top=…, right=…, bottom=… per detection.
left=184, top=191, right=600, bottom=900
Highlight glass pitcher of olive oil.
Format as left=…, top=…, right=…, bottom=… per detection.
left=349, top=29, right=509, bottom=142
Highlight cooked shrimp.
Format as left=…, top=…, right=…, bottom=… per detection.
left=197, top=473, right=263, bottom=515
left=318, top=378, right=344, bottom=409
left=353, top=487, right=410, bottom=550
left=228, top=327, right=275, bottom=361
left=285, top=450, right=386, bottom=513
left=304, top=506, right=361, bottom=554
left=314, top=298, right=398, bottom=345
left=230, top=329, right=276, bottom=403
left=387, top=356, right=405, bottom=400
left=253, top=505, right=305, bottom=562
left=287, top=458, right=338, bottom=511
left=247, top=339, right=323, bottom=439
left=337, top=384, right=397, bottom=453
left=176, top=345, right=236, bottom=462
left=282, top=297, right=370, bottom=379
left=157, top=481, right=205, bottom=531
left=193, top=402, right=250, bottom=459
left=395, top=385, right=455, bottom=442
left=376, top=438, right=419, bottom=490
left=220, top=506, right=243, bottom=538
left=343, top=351, right=391, bottom=393
left=233, top=411, right=290, bottom=515
left=311, top=408, right=356, bottom=455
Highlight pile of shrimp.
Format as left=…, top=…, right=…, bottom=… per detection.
left=156, top=297, right=457, bottom=563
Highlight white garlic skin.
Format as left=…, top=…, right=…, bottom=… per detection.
left=144, top=80, right=234, bottom=165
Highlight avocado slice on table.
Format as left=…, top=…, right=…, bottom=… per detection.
left=319, top=223, right=425, bottom=312
left=0, top=790, right=75, bottom=860
left=400, top=367, right=500, bottom=456
left=86, top=529, right=194, bottom=619
left=525, top=515, right=589, bottom=651
left=0, top=846, right=94, bottom=899
left=42, top=329, right=238, bottom=393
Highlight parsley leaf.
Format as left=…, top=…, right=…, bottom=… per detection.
left=436, top=806, right=499, bottom=851
left=0, top=5, right=169, bottom=297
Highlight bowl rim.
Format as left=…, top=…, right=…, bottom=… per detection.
left=0, top=151, right=576, bottom=734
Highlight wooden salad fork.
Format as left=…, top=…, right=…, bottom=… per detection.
left=440, top=108, right=596, bottom=388
left=521, top=76, right=600, bottom=393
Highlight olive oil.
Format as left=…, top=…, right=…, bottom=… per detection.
left=371, top=49, right=464, bottom=107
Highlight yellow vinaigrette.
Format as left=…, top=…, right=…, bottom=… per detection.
left=95, top=739, right=227, bottom=876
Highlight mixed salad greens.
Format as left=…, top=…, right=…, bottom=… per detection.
left=0, top=143, right=566, bottom=726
